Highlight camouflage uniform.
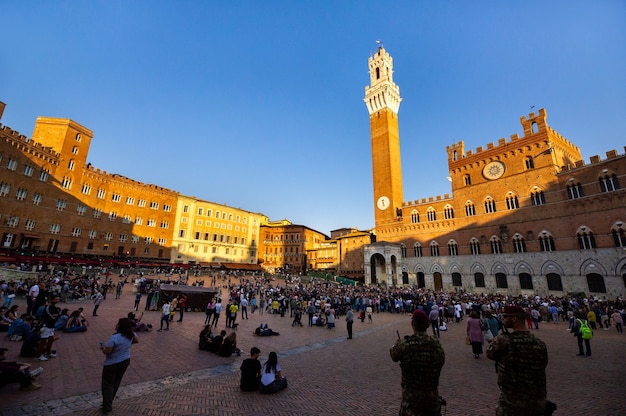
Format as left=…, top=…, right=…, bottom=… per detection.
left=390, top=333, right=445, bottom=416
left=486, top=331, right=548, bottom=416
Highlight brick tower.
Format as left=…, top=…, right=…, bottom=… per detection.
left=364, top=46, right=404, bottom=228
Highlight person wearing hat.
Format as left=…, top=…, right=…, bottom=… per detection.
left=487, top=305, right=554, bottom=416
left=390, top=309, right=445, bottom=416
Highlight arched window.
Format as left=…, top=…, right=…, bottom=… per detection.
left=566, top=181, right=584, bottom=199
left=427, top=207, right=437, bottom=222
left=519, top=273, right=533, bottom=290
left=447, top=240, right=458, bottom=256
left=464, top=174, right=471, bottom=185
left=444, top=205, right=454, bottom=220
left=599, top=173, right=620, bottom=192
left=577, top=227, right=596, bottom=249
left=506, top=193, right=519, bottom=210
left=612, top=223, right=626, bottom=247
left=414, top=242, right=422, bottom=257
left=400, top=243, right=407, bottom=258
left=546, top=273, right=563, bottom=291
left=430, top=241, right=439, bottom=257
left=452, top=272, right=462, bottom=286
left=474, top=272, right=485, bottom=287
left=525, top=156, right=534, bottom=169
left=465, top=201, right=476, bottom=217
left=490, top=236, right=502, bottom=254
left=538, top=231, right=556, bottom=252
left=484, top=197, right=496, bottom=213
left=411, top=210, right=420, bottom=224
left=531, top=121, right=538, bottom=133
left=496, top=273, right=508, bottom=289
left=469, top=237, right=481, bottom=255
left=586, top=273, right=606, bottom=293
left=512, top=233, right=526, bottom=253
left=531, top=190, right=545, bottom=206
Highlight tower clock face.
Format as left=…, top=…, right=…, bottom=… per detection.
left=483, top=161, right=506, bottom=180
left=377, top=196, right=390, bottom=210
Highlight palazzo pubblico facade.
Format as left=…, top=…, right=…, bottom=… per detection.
left=363, top=47, right=626, bottom=297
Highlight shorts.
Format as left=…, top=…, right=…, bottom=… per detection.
left=40, top=327, right=55, bottom=339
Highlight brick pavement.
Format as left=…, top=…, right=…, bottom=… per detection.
left=1, top=281, right=625, bottom=415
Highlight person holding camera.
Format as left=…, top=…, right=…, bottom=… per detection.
left=390, top=309, right=445, bottom=416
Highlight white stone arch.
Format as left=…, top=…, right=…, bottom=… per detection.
left=429, top=263, right=444, bottom=274
left=614, top=257, right=626, bottom=276
left=470, top=262, right=487, bottom=275
left=513, top=261, right=535, bottom=276
left=540, top=260, right=565, bottom=276
left=413, top=263, right=426, bottom=274
left=490, top=261, right=509, bottom=276
left=579, top=258, right=608, bottom=276
left=449, top=263, right=463, bottom=274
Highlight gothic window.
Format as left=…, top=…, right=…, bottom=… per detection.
left=484, top=197, right=496, bottom=213
left=452, top=272, right=462, bottom=286
left=538, top=232, right=556, bottom=252
left=469, top=238, right=481, bottom=255
left=414, top=242, right=422, bottom=257
left=512, top=233, right=527, bottom=253
left=490, top=236, right=502, bottom=254
left=586, top=273, right=606, bottom=293
left=464, top=174, right=471, bottom=185
left=546, top=273, right=563, bottom=291
left=531, top=190, right=546, bottom=206
left=505, top=194, right=519, bottom=210
left=495, top=273, right=508, bottom=289
left=411, top=210, right=420, bottom=224
left=427, top=207, right=437, bottom=222
left=519, top=273, right=533, bottom=290
left=566, top=181, right=584, bottom=199
left=400, top=244, right=407, bottom=258
left=612, top=223, right=626, bottom=247
left=525, top=156, right=534, bottom=169
left=447, top=240, right=458, bottom=256
left=474, top=272, right=485, bottom=288
left=444, top=205, right=454, bottom=220
left=465, top=201, right=476, bottom=217
left=430, top=241, right=439, bottom=257
left=599, top=173, right=620, bottom=192
left=577, top=227, right=596, bottom=249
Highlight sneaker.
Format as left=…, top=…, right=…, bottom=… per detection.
left=30, top=367, right=44, bottom=378
left=38, top=355, right=48, bottom=361
left=47, top=352, right=57, bottom=358
left=21, top=382, right=41, bottom=391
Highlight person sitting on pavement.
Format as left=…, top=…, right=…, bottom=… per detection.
left=199, top=325, right=216, bottom=350
left=63, top=310, right=88, bottom=333
left=217, top=332, right=241, bottom=357
left=54, top=309, right=70, bottom=330
left=259, top=351, right=288, bottom=394
left=128, top=312, right=151, bottom=332
left=254, top=324, right=280, bottom=336
left=209, top=330, right=227, bottom=353
left=0, top=347, right=43, bottom=391
left=312, top=313, right=326, bottom=327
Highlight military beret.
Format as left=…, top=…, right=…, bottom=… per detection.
left=503, top=305, right=527, bottom=317
left=411, top=309, right=430, bottom=330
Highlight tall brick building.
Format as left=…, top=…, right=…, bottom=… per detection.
left=364, top=47, right=626, bottom=297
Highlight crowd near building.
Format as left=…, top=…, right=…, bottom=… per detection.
left=1, top=46, right=625, bottom=299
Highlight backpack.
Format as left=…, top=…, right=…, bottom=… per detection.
left=578, top=319, right=593, bottom=340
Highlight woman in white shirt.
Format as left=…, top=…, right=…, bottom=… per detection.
left=259, top=351, right=287, bottom=394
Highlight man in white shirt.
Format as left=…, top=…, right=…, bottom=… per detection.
left=27, top=282, right=40, bottom=315
left=158, top=299, right=171, bottom=331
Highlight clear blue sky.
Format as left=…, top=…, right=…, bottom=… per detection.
left=2, top=1, right=624, bottom=235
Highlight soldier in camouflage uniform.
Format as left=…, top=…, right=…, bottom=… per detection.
left=390, top=309, right=445, bottom=416
left=487, top=305, right=553, bottom=416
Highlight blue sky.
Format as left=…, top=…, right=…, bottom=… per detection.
left=2, top=1, right=625, bottom=235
